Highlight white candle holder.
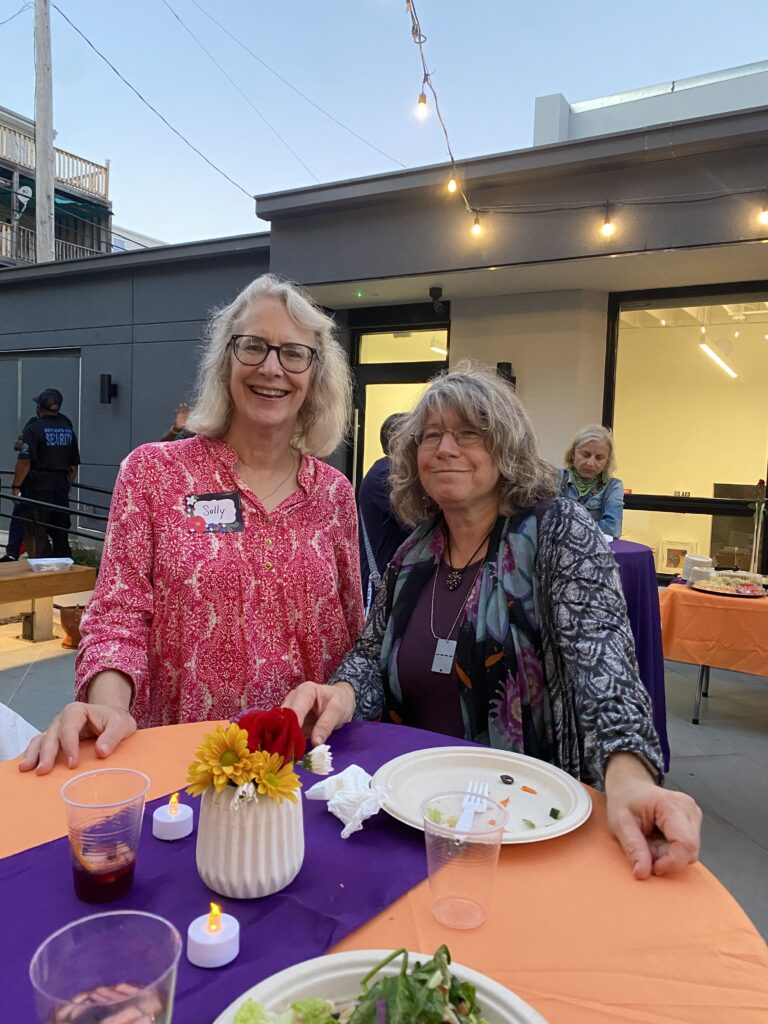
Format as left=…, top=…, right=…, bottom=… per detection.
left=152, top=794, right=194, bottom=841
left=186, top=904, right=239, bottom=969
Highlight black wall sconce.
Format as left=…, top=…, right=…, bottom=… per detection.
left=99, top=373, right=118, bottom=404
left=496, top=361, right=517, bottom=390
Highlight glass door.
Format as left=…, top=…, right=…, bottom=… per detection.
left=352, top=327, right=448, bottom=488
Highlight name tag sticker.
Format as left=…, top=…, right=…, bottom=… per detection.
left=185, top=491, right=243, bottom=533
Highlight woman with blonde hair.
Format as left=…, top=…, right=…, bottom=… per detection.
left=286, top=363, right=701, bottom=879
left=559, top=424, right=624, bottom=538
left=22, top=274, right=364, bottom=773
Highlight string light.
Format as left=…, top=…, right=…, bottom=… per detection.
left=601, top=205, right=615, bottom=238
left=758, top=198, right=768, bottom=226
left=415, top=90, right=429, bottom=119
left=447, top=176, right=457, bottom=193
left=471, top=214, right=482, bottom=237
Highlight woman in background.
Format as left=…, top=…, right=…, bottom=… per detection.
left=558, top=424, right=624, bottom=538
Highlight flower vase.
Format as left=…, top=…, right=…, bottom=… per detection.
left=196, top=787, right=304, bottom=899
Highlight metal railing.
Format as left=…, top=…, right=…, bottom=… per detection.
left=0, top=122, right=109, bottom=200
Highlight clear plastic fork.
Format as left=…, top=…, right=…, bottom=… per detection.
left=454, top=780, right=490, bottom=833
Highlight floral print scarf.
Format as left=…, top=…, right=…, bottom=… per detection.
left=379, top=506, right=554, bottom=757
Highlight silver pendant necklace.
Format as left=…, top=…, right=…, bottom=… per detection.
left=429, top=559, right=485, bottom=674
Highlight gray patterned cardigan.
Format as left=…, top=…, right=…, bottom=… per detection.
left=330, top=499, right=663, bottom=788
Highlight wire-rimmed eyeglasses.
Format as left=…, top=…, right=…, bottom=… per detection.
left=230, top=335, right=317, bottom=373
left=414, top=427, right=486, bottom=449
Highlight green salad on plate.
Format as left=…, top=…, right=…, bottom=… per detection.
left=233, top=945, right=489, bottom=1024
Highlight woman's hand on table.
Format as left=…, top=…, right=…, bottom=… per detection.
left=18, top=702, right=138, bottom=774
left=18, top=670, right=137, bottom=774
left=605, top=753, right=702, bottom=879
left=282, top=681, right=356, bottom=747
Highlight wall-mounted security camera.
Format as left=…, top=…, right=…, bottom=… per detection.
left=429, top=285, right=445, bottom=315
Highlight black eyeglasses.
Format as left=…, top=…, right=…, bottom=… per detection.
left=230, top=335, right=317, bottom=373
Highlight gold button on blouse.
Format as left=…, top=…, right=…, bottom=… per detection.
left=265, top=538, right=273, bottom=547
left=264, top=561, right=273, bottom=570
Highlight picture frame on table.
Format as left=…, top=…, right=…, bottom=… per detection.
left=659, top=539, right=697, bottom=575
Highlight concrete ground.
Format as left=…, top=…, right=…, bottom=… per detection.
left=1, top=621, right=766, bottom=938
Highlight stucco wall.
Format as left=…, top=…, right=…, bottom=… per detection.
left=449, top=290, right=608, bottom=465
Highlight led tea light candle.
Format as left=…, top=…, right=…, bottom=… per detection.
left=152, top=792, right=194, bottom=841
left=187, top=903, right=240, bottom=968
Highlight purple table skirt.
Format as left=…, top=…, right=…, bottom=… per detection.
left=611, top=540, right=670, bottom=770
left=5, top=721, right=475, bottom=1023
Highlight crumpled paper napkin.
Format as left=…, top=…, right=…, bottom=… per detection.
left=305, top=764, right=385, bottom=838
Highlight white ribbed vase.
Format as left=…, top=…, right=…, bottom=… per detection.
left=196, top=787, right=304, bottom=899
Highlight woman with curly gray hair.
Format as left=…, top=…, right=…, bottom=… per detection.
left=22, top=274, right=364, bottom=774
left=286, top=363, right=701, bottom=880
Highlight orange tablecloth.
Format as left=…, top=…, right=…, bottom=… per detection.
left=3, top=723, right=767, bottom=1024
left=659, top=584, right=768, bottom=675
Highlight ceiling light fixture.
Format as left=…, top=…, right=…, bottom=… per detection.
left=601, top=204, right=615, bottom=238
left=699, top=343, right=737, bottom=379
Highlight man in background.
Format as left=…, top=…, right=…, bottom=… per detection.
left=11, top=389, right=80, bottom=558
left=358, top=413, right=411, bottom=612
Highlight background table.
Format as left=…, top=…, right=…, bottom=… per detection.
left=611, top=540, right=669, bottom=767
left=659, top=584, right=768, bottom=721
left=3, top=722, right=767, bottom=1023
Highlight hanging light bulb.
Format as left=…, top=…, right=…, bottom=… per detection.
left=447, top=176, right=457, bottom=193
left=601, top=205, right=615, bottom=238
left=471, top=214, right=481, bottom=237
left=415, top=91, right=429, bottom=119
left=758, top=197, right=768, bottom=226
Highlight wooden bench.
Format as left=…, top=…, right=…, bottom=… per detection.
left=0, top=562, right=97, bottom=641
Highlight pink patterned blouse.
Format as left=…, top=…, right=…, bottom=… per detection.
left=75, top=437, right=364, bottom=728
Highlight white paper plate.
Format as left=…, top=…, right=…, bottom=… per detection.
left=213, top=949, right=548, bottom=1024
left=372, top=746, right=591, bottom=844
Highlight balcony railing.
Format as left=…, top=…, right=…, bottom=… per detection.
left=0, top=222, right=102, bottom=264
left=0, top=123, right=109, bottom=200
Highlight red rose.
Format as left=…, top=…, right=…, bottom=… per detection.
left=188, top=516, right=206, bottom=533
left=236, top=707, right=306, bottom=762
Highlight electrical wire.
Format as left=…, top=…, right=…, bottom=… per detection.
left=185, top=0, right=406, bottom=169
left=159, top=0, right=319, bottom=182
left=0, top=2, right=30, bottom=28
left=50, top=2, right=255, bottom=201
left=405, top=0, right=473, bottom=214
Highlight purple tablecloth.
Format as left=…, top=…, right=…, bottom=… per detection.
left=611, top=540, right=670, bottom=770
left=5, top=721, right=474, bottom=1023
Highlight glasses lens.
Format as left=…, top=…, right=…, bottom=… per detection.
left=234, top=337, right=268, bottom=364
left=279, top=344, right=313, bottom=371
left=417, top=430, right=443, bottom=448
left=456, top=429, right=483, bottom=446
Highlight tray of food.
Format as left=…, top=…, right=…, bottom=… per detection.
left=692, top=575, right=766, bottom=598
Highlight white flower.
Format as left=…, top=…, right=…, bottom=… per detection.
left=230, top=781, right=257, bottom=809
left=301, top=743, right=333, bottom=776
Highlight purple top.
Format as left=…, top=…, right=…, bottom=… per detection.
left=396, top=559, right=483, bottom=738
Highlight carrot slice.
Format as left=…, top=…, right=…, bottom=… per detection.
left=499, top=797, right=510, bottom=807
left=521, top=785, right=538, bottom=794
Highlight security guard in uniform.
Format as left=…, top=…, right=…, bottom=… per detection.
left=11, top=389, right=80, bottom=558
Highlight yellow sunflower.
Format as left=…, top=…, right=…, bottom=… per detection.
left=252, top=751, right=302, bottom=804
left=185, top=723, right=261, bottom=796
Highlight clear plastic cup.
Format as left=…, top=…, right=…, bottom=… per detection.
left=29, top=910, right=182, bottom=1023
left=60, top=768, right=150, bottom=903
left=422, top=791, right=508, bottom=929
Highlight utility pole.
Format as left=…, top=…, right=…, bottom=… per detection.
left=34, top=0, right=55, bottom=262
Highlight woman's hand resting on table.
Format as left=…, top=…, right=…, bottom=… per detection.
left=605, top=753, right=702, bottom=878
left=282, top=681, right=356, bottom=746
left=18, top=670, right=137, bottom=774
